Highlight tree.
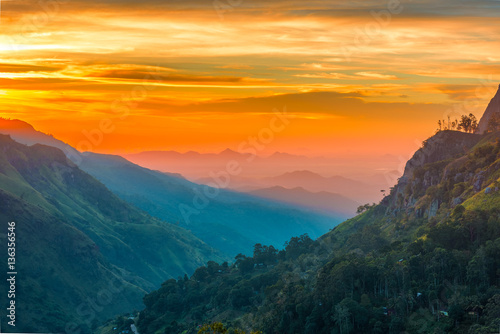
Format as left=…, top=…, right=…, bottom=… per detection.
left=457, top=113, right=478, bottom=133
left=198, top=322, right=228, bottom=334
left=333, top=304, right=352, bottom=334
left=284, top=234, right=314, bottom=260
left=235, top=253, right=254, bottom=274
left=357, top=203, right=374, bottom=214
left=193, top=266, right=210, bottom=281
left=253, top=244, right=277, bottom=265
left=471, top=113, right=478, bottom=132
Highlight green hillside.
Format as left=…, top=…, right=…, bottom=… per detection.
left=0, top=135, right=223, bottom=333
left=136, top=130, right=500, bottom=334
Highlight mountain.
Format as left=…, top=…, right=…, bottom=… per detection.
left=476, top=84, right=500, bottom=134
left=135, top=85, right=500, bottom=334
left=0, top=119, right=341, bottom=257
left=74, top=151, right=339, bottom=257
left=262, top=170, right=379, bottom=203
left=125, top=149, right=392, bottom=204
left=248, top=186, right=360, bottom=217
left=0, top=117, right=80, bottom=157
left=123, top=149, right=250, bottom=179
left=136, top=128, right=500, bottom=334
left=0, top=135, right=222, bottom=333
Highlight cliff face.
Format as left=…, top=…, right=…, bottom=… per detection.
left=383, top=129, right=500, bottom=220
left=402, top=130, right=482, bottom=179
left=476, top=84, right=500, bottom=134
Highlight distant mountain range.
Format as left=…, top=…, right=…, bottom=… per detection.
left=124, top=149, right=322, bottom=184
left=135, top=87, right=500, bottom=334
left=261, top=170, right=377, bottom=201
left=124, top=148, right=399, bottom=204
left=248, top=186, right=360, bottom=216
left=0, top=118, right=390, bottom=332
left=197, top=170, right=378, bottom=209
left=0, top=119, right=341, bottom=258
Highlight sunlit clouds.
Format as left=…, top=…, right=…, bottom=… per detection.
left=0, top=0, right=499, bottom=155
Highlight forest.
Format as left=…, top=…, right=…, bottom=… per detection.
left=122, top=131, right=500, bottom=334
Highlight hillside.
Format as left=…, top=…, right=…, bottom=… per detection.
left=0, top=135, right=222, bottom=333
left=78, top=151, right=339, bottom=256
left=135, top=129, right=500, bottom=334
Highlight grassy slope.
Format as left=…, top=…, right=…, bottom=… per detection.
left=0, top=135, right=223, bottom=332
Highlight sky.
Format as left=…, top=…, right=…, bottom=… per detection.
left=0, top=0, right=499, bottom=156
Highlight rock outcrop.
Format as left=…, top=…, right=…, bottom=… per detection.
left=402, top=130, right=482, bottom=179
left=476, top=84, right=500, bottom=134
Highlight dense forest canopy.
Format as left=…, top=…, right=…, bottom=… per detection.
left=133, top=131, right=500, bottom=334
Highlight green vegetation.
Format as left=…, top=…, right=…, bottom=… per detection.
left=436, top=114, right=478, bottom=133
left=487, top=113, right=500, bottom=133
left=0, top=135, right=223, bottom=333
left=137, top=131, right=500, bottom=334
left=197, top=322, right=262, bottom=334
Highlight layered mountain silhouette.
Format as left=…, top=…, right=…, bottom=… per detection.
left=249, top=186, right=360, bottom=217
left=0, top=119, right=341, bottom=257
left=124, top=149, right=391, bottom=204
left=0, top=135, right=221, bottom=333
left=260, top=170, right=378, bottom=202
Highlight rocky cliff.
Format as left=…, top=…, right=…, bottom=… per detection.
left=476, top=84, right=500, bottom=134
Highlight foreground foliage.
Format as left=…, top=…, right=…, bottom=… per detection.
left=138, top=131, right=500, bottom=334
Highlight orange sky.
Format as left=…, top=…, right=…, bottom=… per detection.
left=0, top=0, right=499, bottom=156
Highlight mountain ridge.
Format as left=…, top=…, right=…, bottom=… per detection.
left=249, top=185, right=360, bottom=217
left=476, top=84, right=500, bottom=134
left=133, top=86, right=500, bottom=334
left=0, top=135, right=223, bottom=333
left=0, top=120, right=341, bottom=257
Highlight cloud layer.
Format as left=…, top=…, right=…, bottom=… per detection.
left=0, top=0, right=499, bottom=154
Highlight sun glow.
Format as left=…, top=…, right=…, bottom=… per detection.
left=0, top=0, right=498, bottom=155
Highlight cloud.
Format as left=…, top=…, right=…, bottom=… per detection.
left=88, top=69, right=248, bottom=83
left=0, top=63, right=62, bottom=73
left=136, top=90, right=445, bottom=121
left=217, top=65, right=254, bottom=70
left=294, top=72, right=399, bottom=80
left=355, top=72, right=399, bottom=80
left=6, top=0, right=499, bottom=17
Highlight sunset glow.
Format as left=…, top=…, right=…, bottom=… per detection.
left=1, top=0, right=499, bottom=156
